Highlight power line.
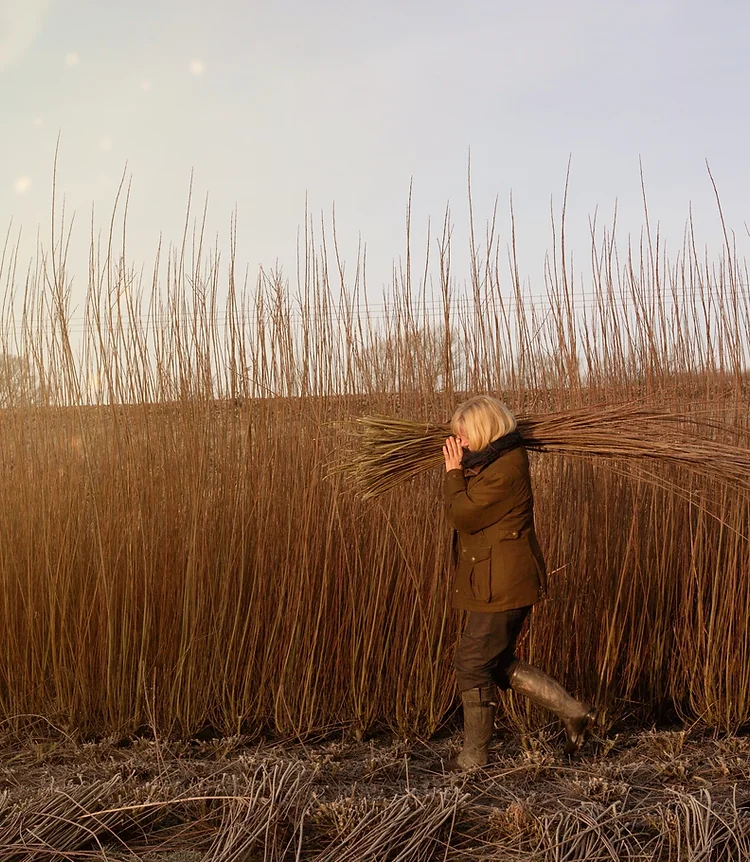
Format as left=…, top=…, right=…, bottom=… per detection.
left=3, top=282, right=749, bottom=339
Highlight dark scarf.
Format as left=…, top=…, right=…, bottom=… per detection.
left=461, top=431, right=523, bottom=474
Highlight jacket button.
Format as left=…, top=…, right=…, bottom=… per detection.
left=471, top=556, right=475, bottom=562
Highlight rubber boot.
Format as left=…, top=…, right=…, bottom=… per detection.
left=450, top=685, right=497, bottom=770
left=508, top=661, right=596, bottom=754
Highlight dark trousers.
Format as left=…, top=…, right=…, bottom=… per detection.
left=455, top=606, right=531, bottom=692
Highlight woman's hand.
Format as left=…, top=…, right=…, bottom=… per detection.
left=442, top=436, right=464, bottom=472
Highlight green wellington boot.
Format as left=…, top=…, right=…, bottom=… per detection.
left=508, top=661, right=596, bottom=754
left=450, top=684, right=498, bottom=770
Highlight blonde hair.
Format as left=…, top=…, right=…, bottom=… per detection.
left=450, top=395, right=517, bottom=451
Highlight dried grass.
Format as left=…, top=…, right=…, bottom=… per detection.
left=1, top=730, right=749, bottom=861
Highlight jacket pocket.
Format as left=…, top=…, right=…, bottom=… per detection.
left=489, top=534, right=543, bottom=603
left=457, top=545, right=492, bottom=603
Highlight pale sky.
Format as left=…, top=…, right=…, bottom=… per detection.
left=2, top=0, right=750, bottom=313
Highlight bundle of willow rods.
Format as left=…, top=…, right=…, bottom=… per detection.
left=343, top=403, right=750, bottom=501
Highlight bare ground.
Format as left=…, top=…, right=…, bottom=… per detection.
left=1, top=721, right=749, bottom=861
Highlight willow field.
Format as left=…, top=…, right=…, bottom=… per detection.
left=1, top=184, right=749, bottom=744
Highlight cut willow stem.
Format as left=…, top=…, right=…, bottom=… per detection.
left=340, top=404, right=750, bottom=500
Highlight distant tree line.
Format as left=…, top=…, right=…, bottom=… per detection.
left=0, top=353, right=40, bottom=408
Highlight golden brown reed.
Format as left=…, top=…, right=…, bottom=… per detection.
left=0, top=175, right=749, bottom=741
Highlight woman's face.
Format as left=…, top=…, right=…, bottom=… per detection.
left=455, top=422, right=471, bottom=450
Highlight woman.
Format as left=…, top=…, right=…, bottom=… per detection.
left=443, top=395, right=595, bottom=769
